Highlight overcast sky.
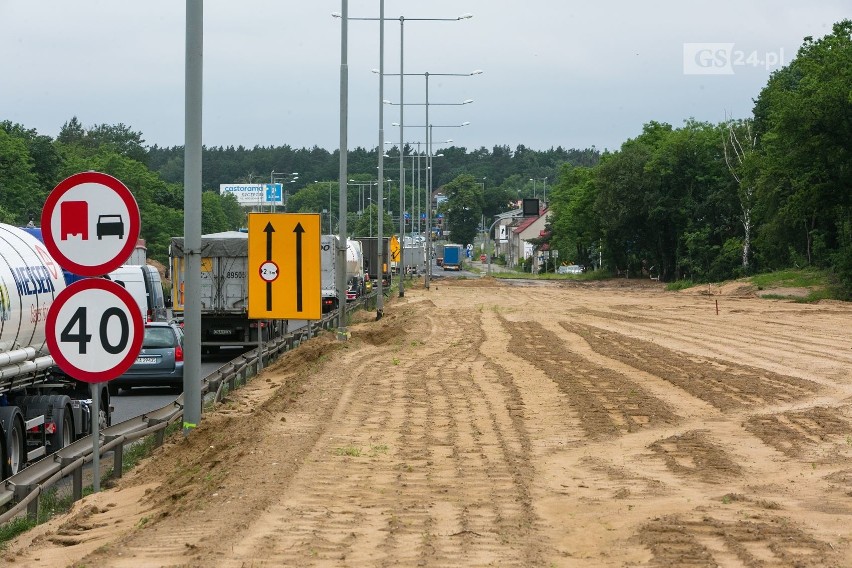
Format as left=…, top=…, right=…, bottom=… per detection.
left=1, top=1, right=848, bottom=154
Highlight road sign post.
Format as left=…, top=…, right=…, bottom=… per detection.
left=42, top=171, right=144, bottom=492
left=248, top=213, right=321, bottom=321
left=46, top=279, right=144, bottom=493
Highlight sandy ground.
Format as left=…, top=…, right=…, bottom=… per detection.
left=4, top=277, right=852, bottom=567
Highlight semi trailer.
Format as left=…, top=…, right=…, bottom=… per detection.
left=320, top=235, right=367, bottom=312
left=0, top=224, right=111, bottom=479
left=170, top=231, right=285, bottom=352
left=442, top=244, right=463, bottom=271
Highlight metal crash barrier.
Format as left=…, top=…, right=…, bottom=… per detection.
left=0, top=295, right=371, bottom=525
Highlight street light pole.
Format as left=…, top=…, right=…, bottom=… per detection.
left=337, top=0, right=349, bottom=340
left=417, top=142, right=422, bottom=234
left=424, top=74, right=430, bottom=287
left=403, top=121, right=471, bottom=283
left=271, top=171, right=299, bottom=213
left=385, top=75, right=479, bottom=290
left=338, top=8, right=471, bottom=303
left=376, top=0, right=385, bottom=318
left=398, top=15, right=405, bottom=297
left=183, top=0, right=203, bottom=437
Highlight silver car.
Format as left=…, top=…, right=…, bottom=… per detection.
left=109, top=322, right=184, bottom=394
left=557, top=264, right=584, bottom=275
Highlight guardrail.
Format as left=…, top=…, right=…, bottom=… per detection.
left=0, top=294, right=374, bottom=525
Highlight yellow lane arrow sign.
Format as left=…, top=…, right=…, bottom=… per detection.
left=248, top=213, right=321, bottom=320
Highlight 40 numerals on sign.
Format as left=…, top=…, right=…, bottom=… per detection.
left=59, top=305, right=131, bottom=356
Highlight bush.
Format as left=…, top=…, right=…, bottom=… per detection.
left=666, top=279, right=695, bottom=291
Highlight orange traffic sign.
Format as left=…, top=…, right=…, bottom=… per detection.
left=248, top=213, right=321, bottom=320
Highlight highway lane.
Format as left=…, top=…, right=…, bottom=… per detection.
left=110, top=350, right=237, bottom=423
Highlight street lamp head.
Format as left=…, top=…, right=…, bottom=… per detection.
left=471, top=70, right=484, bottom=75
left=372, top=69, right=380, bottom=74
left=463, top=99, right=474, bottom=104
left=331, top=12, right=341, bottom=18
left=461, top=121, right=470, bottom=126
left=458, top=13, right=473, bottom=19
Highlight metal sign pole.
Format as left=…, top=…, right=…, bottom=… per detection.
left=91, top=383, right=100, bottom=493
left=258, top=321, right=264, bottom=371
left=183, top=0, right=203, bottom=435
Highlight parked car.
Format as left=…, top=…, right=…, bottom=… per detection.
left=110, top=322, right=184, bottom=394
left=557, top=264, right=584, bottom=275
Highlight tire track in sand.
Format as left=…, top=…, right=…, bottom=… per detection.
left=218, top=301, right=544, bottom=566
left=563, top=322, right=820, bottom=411
left=502, top=316, right=680, bottom=438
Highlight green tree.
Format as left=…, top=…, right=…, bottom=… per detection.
left=2, top=121, right=63, bottom=193
left=201, top=191, right=228, bottom=234
left=548, top=165, right=598, bottom=267
left=0, top=128, right=42, bottom=224
left=722, top=118, right=759, bottom=272
left=58, top=117, right=147, bottom=163
left=287, top=181, right=338, bottom=215
left=348, top=203, right=392, bottom=238
left=752, top=19, right=852, bottom=283
left=443, top=174, right=484, bottom=246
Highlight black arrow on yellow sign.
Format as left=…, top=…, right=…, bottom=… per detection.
left=294, top=222, right=304, bottom=312
left=264, top=222, right=274, bottom=311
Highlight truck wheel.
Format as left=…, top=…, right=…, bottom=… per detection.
left=0, top=407, right=26, bottom=478
left=49, top=405, right=75, bottom=453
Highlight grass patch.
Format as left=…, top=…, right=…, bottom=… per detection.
left=0, top=486, right=91, bottom=550
left=751, top=268, right=844, bottom=302
left=751, top=268, right=827, bottom=289
left=333, top=446, right=362, bottom=457
left=761, top=288, right=835, bottom=303
left=0, top=421, right=182, bottom=550
left=666, top=279, right=695, bottom=291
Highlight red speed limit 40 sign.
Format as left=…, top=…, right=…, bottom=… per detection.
left=46, top=279, right=144, bottom=383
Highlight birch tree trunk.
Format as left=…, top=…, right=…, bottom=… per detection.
left=723, top=119, right=757, bottom=272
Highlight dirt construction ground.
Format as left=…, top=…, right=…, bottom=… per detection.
left=5, top=278, right=852, bottom=567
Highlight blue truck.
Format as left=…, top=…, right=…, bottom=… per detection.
left=442, top=244, right=463, bottom=271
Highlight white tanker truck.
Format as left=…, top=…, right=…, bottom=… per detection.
left=0, top=224, right=111, bottom=479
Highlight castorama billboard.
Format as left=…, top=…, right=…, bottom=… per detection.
left=219, top=183, right=283, bottom=206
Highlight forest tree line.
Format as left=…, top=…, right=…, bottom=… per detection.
left=0, top=116, right=596, bottom=262
left=545, top=20, right=850, bottom=294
